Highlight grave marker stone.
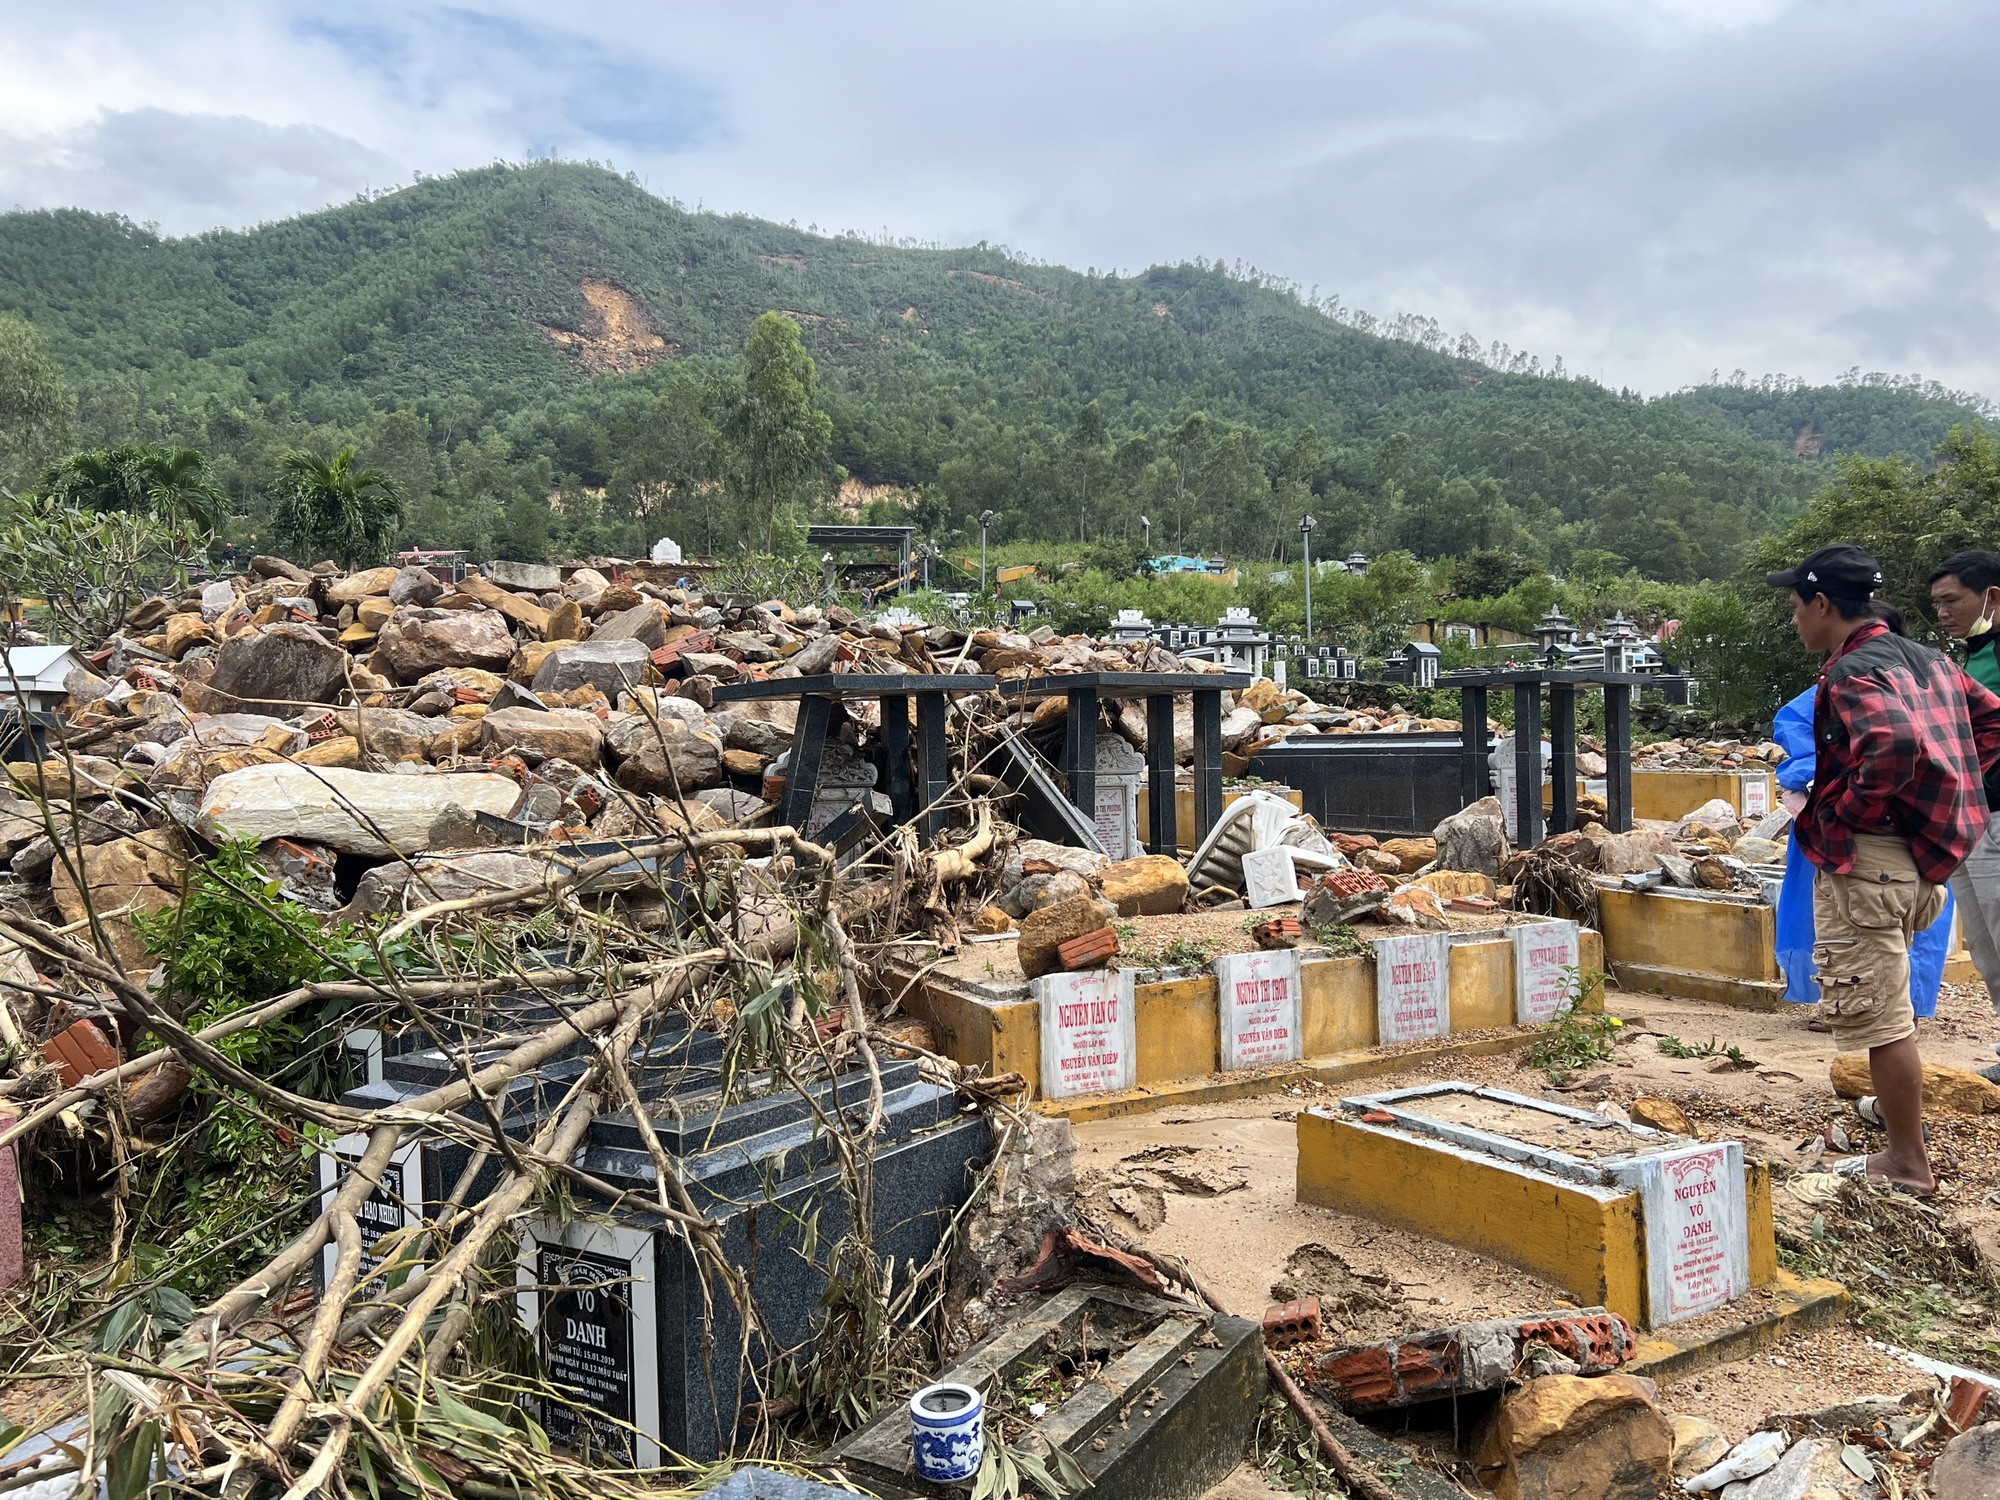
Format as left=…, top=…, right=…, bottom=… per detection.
left=1609, top=1141, right=1750, bottom=1324
left=1374, top=933, right=1450, bottom=1044
left=317, top=1133, right=427, bottom=1292
left=1037, top=969, right=1137, bottom=1100
left=516, top=1220, right=661, bottom=1467
left=1216, top=949, right=1303, bottom=1069
left=1512, top=920, right=1581, bottom=1026
left=1241, top=847, right=1302, bottom=908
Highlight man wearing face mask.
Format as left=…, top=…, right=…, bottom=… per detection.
left=1929, top=550, right=2000, bottom=1080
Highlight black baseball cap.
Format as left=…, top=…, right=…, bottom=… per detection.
left=1765, top=544, right=1883, bottom=600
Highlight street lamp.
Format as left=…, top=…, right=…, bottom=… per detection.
left=979, top=510, right=995, bottom=596
left=1140, top=514, right=1152, bottom=555
left=1299, top=515, right=1317, bottom=642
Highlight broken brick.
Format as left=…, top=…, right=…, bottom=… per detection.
left=42, top=1018, right=119, bottom=1089
left=1262, top=1296, right=1322, bottom=1349
left=1315, top=1310, right=1638, bottom=1412
left=1252, top=916, right=1303, bottom=950
left=1056, top=925, right=1120, bottom=971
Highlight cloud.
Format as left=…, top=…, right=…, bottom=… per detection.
left=0, top=0, right=1996, bottom=400
left=293, top=8, right=717, bottom=155
left=0, top=109, right=399, bottom=228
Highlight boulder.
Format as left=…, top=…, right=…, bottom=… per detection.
left=7, top=754, right=127, bottom=801
left=483, top=560, right=561, bottom=592
left=1414, top=869, right=1497, bottom=900
left=375, top=609, right=516, bottom=680
left=1380, top=836, right=1437, bottom=873
left=546, top=600, right=586, bottom=640
left=480, top=707, right=605, bottom=767
left=590, top=602, right=670, bottom=649
left=1473, top=1374, right=1673, bottom=1500
left=333, top=707, right=437, bottom=764
left=326, top=566, right=400, bottom=604
left=458, top=573, right=551, bottom=634
left=533, top=638, right=652, bottom=698
left=1632, top=1097, right=1694, bottom=1136
left=1597, top=829, right=1676, bottom=876
left=1732, top=836, right=1785, bottom=864
left=49, top=834, right=181, bottom=973
left=340, top=849, right=546, bottom=920
left=1829, top=1055, right=2000, bottom=1115
left=1434, top=797, right=1507, bottom=877
left=1670, top=1415, right=1729, bottom=1478
left=607, top=716, right=724, bottom=794
left=388, top=566, right=444, bottom=606
left=1934, top=1423, right=2000, bottom=1500
left=296, top=735, right=361, bottom=768
left=1000, top=839, right=1109, bottom=889
left=723, top=715, right=794, bottom=756
left=197, top=623, right=348, bottom=715
left=1018, top=893, right=1118, bottom=981
left=1676, top=799, right=1743, bottom=840
left=250, top=555, right=313, bottom=584
left=1095, top=855, right=1189, bottom=917
left=163, top=613, right=214, bottom=660
left=1379, top=884, right=1449, bottom=928
left=194, top=763, right=522, bottom=856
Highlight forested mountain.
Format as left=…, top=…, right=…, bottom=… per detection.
left=0, top=160, right=1985, bottom=576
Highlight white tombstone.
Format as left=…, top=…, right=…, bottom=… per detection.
left=1242, top=847, right=1303, bottom=908
left=1608, top=1141, right=1750, bottom=1324
left=1374, top=932, right=1451, bottom=1043
left=650, top=536, right=683, bottom=564
left=1093, top=735, right=1145, bottom=859
left=1215, top=948, right=1304, bottom=1070
left=1512, top=920, right=1581, bottom=1025
left=1036, top=968, right=1137, bottom=1099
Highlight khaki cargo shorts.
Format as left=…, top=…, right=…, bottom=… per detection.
left=1812, top=833, right=1947, bottom=1052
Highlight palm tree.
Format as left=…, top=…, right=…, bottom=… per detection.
left=271, top=447, right=403, bottom=569
left=39, top=442, right=228, bottom=530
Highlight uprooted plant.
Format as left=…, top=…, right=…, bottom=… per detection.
left=0, top=722, right=1024, bottom=1498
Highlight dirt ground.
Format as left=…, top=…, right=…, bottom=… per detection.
left=1078, top=976, right=2000, bottom=1476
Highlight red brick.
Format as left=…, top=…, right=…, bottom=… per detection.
left=1262, top=1296, right=1322, bottom=1349
left=1057, top=926, right=1120, bottom=971
left=1946, top=1375, right=1992, bottom=1433
left=42, top=1019, right=119, bottom=1089
left=1252, top=916, right=1304, bottom=950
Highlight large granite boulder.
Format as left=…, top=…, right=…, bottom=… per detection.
left=197, top=624, right=348, bottom=715
left=194, top=763, right=522, bottom=856
left=374, top=608, right=516, bottom=680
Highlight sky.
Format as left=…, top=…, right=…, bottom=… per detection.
left=2, top=0, right=1996, bottom=400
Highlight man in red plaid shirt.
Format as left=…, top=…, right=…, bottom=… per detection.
left=1771, top=544, right=2000, bottom=1195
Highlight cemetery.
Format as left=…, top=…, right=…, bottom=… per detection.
left=0, top=549, right=1993, bottom=1500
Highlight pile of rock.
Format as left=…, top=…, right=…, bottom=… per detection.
left=1632, top=738, right=1786, bottom=770
left=1529, top=796, right=1791, bottom=893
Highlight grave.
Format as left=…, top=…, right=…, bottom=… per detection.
left=1092, top=734, right=1145, bottom=860
left=828, top=1285, right=1263, bottom=1500
left=513, top=1058, right=992, bottom=1462
left=1296, top=1082, right=1777, bottom=1328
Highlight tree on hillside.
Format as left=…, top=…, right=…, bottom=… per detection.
left=1065, top=401, right=1110, bottom=544
left=40, top=443, right=228, bottom=531
left=271, top=447, right=403, bottom=568
left=724, top=313, right=831, bottom=552
left=612, top=379, right=720, bottom=553
left=0, top=314, right=73, bottom=496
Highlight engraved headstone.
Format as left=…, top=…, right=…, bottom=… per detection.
left=1512, top=920, right=1581, bottom=1026
left=1610, top=1141, right=1750, bottom=1324
left=1036, top=968, right=1137, bottom=1100
left=1216, top=948, right=1304, bottom=1069
left=1374, top=933, right=1450, bottom=1044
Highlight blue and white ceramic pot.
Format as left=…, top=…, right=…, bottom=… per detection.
left=909, top=1381, right=985, bottom=1483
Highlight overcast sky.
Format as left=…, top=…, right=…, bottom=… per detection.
left=3, top=0, right=1995, bottom=400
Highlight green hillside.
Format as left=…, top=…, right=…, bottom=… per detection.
left=0, top=160, right=1985, bottom=576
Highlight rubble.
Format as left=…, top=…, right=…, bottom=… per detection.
left=1472, top=1373, right=1674, bottom=1500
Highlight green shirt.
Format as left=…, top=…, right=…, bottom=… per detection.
left=1966, top=633, right=2000, bottom=695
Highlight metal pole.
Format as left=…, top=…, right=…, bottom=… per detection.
left=979, top=510, right=994, bottom=596
left=1300, top=516, right=1316, bottom=642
